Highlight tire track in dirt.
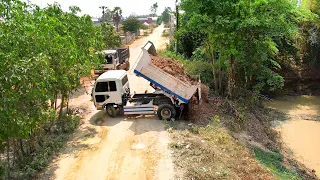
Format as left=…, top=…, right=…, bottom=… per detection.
left=37, top=24, right=174, bottom=180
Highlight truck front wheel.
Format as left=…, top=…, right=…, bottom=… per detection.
left=106, top=105, right=117, bottom=118
left=157, top=104, right=176, bottom=121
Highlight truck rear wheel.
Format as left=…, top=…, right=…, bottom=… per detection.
left=157, top=104, right=176, bottom=121
left=106, top=105, right=117, bottom=118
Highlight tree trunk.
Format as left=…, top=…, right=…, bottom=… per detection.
left=50, top=100, right=54, bottom=109
left=19, top=139, right=25, bottom=157
left=228, top=55, right=235, bottom=97
left=58, top=93, right=65, bottom=120
left=66, top=92, right=69, bottom=114
left=7, top=139, right=11, bottom=179
left=54, top=93, right=57, bottom=110
left=219, top=66, right=223, bottom=95
left=211, top=51, right=218, bottom=95
left=116, top=22, right=119, bottom=32
left=12, top=140, right=16, bottom=168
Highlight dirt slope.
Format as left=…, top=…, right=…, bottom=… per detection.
left=37, top=24, right=174, bottom=180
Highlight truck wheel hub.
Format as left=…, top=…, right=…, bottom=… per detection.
left=107, top=107, right=113, bottom=114
left=161, top=108, right=171, bottom=118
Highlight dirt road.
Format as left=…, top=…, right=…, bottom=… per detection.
left=38, top=24, right=173, bottom=180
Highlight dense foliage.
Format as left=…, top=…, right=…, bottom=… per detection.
left=299, top=0, right=320, bottom=66
left=0, top=0, right=105, bottom=178
left=158, top=7, right=171, bottom=24
left=150, top=2, right=158, bottom=17
left=175, top=0, right=313, bottom=96
left=101, top=22, right=122, bottom=49
left=122, top=17, right=141, bottom=33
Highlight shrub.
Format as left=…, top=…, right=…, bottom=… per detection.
left=159, top=50, right=213, bottom=84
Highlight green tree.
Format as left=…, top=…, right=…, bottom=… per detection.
left=112, top=6, right=122, bottom=32
left=101, top=22, right=122, bottom=49
left=0, top=1, right=104, bottom=177
left=180, top=0, right=307, bottom=95
left=122, top=17, right=141, bottom=33
left=99, top=6, right=112, bottom=23
left=150, top=2, right=158, bottom=17
left=298, top=0, right=320, bottom=66
left=161, top=7, right=171, bottom=24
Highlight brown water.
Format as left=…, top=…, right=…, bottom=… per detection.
left=265, top=96, right=320, bottom=177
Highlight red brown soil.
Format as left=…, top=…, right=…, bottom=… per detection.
left=150, top=55, right=212, bottom=122
left=150, top=55, right=198, bottom=85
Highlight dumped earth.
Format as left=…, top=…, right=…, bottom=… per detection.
left=150, top=55, right=196, bottom=85
left=150, top=55, right=213, bottom=122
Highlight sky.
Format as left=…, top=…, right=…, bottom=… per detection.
left=25, top=0, right=176, bottom=17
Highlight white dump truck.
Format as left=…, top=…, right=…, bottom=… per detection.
left=94, top=47, right=130, bottom=76
left=92, top=41, right=201, bottom=120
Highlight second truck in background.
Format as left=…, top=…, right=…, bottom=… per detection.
left=94, top=47, right=130, bottom=77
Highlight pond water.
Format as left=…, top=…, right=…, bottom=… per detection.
left=265, top=96, right=320, bottom=177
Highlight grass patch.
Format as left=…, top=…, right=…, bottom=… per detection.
left=170, top=122, right=274, bottom=179
left=162, top=30, right=170, bottom=37
left=251, top=146, right=301, bottom=180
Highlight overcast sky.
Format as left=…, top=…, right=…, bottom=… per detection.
left=25, top=0, right=175, bottom=17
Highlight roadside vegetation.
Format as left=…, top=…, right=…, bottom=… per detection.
left=0, top=1, right=114, bottom=179
left=160, top=0, right=320, bottom=179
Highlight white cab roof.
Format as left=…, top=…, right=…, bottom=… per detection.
left=97, top=70, right=127, bottom=81
left=102, top=50, right=117, bottom=54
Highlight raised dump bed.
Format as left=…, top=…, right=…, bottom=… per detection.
left=132, top=41, right=199, bottom=104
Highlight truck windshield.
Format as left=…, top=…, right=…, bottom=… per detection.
left=95, top=82, right=109, bottom=92
left=95, top=81, right=117, bottom=92
left=105, top=54, right=113, bottom=64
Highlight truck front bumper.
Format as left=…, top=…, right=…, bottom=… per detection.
left=96, top=105, right=103, bottom=110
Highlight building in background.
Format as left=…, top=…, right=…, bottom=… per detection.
left=91, top=17, right=101, bottom=26
left=138, top=17, right=157, bottom=25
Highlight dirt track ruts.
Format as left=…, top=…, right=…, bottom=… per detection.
left=37, top=24, right=173, bottom=180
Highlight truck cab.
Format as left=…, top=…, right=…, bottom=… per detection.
left=94, top=50, right=119, bottom=75
left=94, top=48, right=130, bottom=76
left=92, top=70, right=130, bottom=111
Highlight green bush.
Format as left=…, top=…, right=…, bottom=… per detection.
left=159, top=50, right=213, bottom=84
left=185, top=61, right=213, bottom=84
left=162, top=31, right=170, bottom=37
left=0, top=160, right=7, bottom=180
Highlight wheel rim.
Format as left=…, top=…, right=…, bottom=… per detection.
left=161, top=108, right=171, bottom=119
left=107, top=106, right=113, bottom=115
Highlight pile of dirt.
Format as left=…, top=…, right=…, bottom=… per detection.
left=150, top=54, right=212, bottom=122
left=150, top=55, right=198, bottom=85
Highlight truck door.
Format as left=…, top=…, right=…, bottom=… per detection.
left=93, top=81, right=122, bottom=108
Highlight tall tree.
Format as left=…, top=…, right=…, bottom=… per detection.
left=0, top=0, right=104, bottom=147
left=150, top=2, right=158, bottom=17
left=122, top=17, right=141, bottom=33
left=112, top=6, right=122, bottom=32
left=298, top=0, right=320, bottom=66
left=101, top=22, right=122, bottom=49
left=99, top=6, right=112, bottom=23
left=180, top=0, right=307, bottom=95
left=161, top=7, right=171, bottom=24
